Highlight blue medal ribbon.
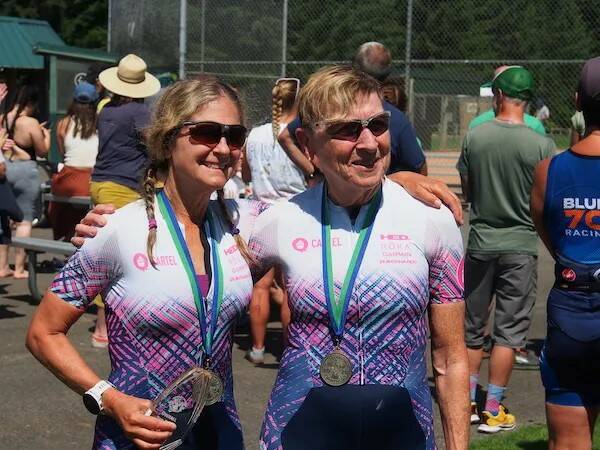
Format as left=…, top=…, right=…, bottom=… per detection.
left=321, top=183, right=382, bottom=341
left=157, top=190, right=224, bottom=363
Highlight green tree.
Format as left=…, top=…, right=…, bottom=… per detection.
left=0, top=0, right=107, bottom=49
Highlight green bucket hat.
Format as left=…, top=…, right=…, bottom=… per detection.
left=491, top=66, right=535, bottom=101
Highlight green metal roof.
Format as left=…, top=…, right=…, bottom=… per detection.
left=0, top=16, right=64, bottom=69
left=34, top=43, right=118, bottom=63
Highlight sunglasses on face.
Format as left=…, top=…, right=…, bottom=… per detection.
left=319, top=111, right=391, bottom=142
left=180, top=121, right=248, bottom=150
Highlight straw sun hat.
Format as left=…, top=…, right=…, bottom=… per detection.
left=99, top=54, right=160, bottom=99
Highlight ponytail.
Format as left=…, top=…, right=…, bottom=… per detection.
left=143, top=164, right=159, bottom=269
left=216, top=190, right=255, bottom=265
left=271, top=82, right=283, bottom=142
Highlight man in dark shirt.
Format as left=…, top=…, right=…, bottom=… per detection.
left=278, top=42, right=426, bottom=178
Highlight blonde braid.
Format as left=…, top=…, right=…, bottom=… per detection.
left=271, top=82, right=283, bottom=142
left=216, top=190, right=255, bottom=265
left=143, top=164, right=159, bottom=270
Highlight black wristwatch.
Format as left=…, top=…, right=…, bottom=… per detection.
left=83, top=380, right=115, bottom=415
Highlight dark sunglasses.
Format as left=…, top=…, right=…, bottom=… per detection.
left=181, top=121, right=248, bottom=150
left=320, top=111, right=391, bottom=142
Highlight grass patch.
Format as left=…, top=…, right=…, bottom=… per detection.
left=470, top=423, right=600, bottom=450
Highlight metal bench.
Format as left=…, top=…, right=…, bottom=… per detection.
left=11, top=237, right=76, bottom=303
left=42, top=193, right=92, bottom=207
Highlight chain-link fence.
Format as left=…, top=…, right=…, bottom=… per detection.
left=109, top=0, right=599, bottom=152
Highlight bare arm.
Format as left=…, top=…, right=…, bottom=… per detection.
left=277, top=125, right=315, bottom=177
left=0, top=129, right=6, bottom=177
left=570, top=128, right=581, bottom=146
left=459, top=173, right=470, bottom=203
left=26, top=291, right=175, bottom=449
left=531, top=158, right=553, bottom=255
left=387, top=171, right=464, bottom=225
left=56, top=117, right=70, bottom=156
left=429, top=302, right=470, bottom=450
left=24, top=117, right=51, bottom=157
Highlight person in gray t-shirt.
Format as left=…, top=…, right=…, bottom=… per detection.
left=457, top=66, right=555, bottom=433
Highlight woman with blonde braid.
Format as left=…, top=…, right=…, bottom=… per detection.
left=242, top=78, right=305, bottom=363
left=26, top=77, right=264, bottom=450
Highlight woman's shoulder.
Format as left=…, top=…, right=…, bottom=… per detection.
left=103, top=199, right=148, bottom=230
left=383, top=179, right=457, bottom=228
left=14, top=115, right=39, bottom=129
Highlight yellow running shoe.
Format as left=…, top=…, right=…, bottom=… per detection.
left=477, top=405, right=516, bottom=433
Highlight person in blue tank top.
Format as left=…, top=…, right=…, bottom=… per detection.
left=530, top=56, right=600, bottom=450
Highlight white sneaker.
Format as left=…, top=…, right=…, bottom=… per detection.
left=245, top=347, right=265, bottom=364
left=470, top=402, right=480, bottom=424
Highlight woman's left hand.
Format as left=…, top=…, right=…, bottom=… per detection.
left=387, top=171, right=464, bottom=225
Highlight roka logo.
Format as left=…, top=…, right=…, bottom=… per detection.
left=292, top=238, right=309, bottom=252
left=133, top=252, right=150, bottom=271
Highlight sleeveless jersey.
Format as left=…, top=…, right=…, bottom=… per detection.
left=543, top=149, right=600, bottom=344
left=51, top=197, right=265, bottom=450
left=544, top=149, right=600, bottom=264
left=250, top=179, right=464, bottom=450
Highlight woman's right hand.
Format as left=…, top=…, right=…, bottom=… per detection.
left=102, top=388, right=176, bottom=450
left=2, top=137, right=14, bottom=152
left=71, top=204, right=116, bottom=247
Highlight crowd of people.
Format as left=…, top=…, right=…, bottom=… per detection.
left=0, top=36, right=595, bottom=450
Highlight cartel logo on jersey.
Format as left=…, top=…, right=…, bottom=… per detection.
left=291, top=237, right=342, bottom=252
left=133, top=252, right=178, bottom=271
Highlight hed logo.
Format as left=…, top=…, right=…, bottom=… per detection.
left=292, top=238, right=309, bottom=252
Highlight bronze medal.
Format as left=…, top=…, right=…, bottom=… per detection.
left=319, top=350, right=353, bottom=387
left=201, top=368, right=224, bottom=405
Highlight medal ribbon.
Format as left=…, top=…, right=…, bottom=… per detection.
left=321, top=184, right=381, bottom=340
left=157, top=190, right=224, bottom=361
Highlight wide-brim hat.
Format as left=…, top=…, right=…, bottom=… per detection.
left=99, top=54, right=160, bottom=99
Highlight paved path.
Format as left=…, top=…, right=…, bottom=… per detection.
left=0, top=217, right=554, bottom=449
left=426, top=151, right=461, bottom=191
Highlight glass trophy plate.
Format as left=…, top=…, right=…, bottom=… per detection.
left=146, top=367, right=214, bottom=450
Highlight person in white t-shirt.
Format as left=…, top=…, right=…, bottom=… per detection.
left=242, top=78, right=306, bottom=363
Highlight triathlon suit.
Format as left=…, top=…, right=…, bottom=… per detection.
left=539, top=149, right=600, bottom=407
left=250, top=179, right=464, bottom=450
left=50, top=196, right=265, bottom=450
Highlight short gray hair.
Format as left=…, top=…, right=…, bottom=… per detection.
left=353, top=42, right=392, bottom=81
